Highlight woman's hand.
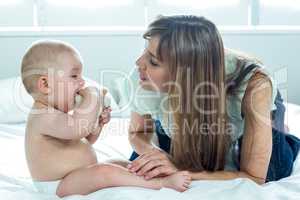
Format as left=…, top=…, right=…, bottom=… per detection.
left=127, top=148, right=178, bottom=180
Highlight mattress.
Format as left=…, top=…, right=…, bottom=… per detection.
left=0, top=110, right=299, bottom=200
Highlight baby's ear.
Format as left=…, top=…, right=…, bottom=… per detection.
left=37, top=75, right=49, bottom=94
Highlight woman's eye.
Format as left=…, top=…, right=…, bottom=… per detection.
left=72, top=75, right=78, bottom=78
left=150, top=59, right=159, bottom=66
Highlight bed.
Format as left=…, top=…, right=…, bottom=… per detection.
left=0, top=77, right=300, bottom=199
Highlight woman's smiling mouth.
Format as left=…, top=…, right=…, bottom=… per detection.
left=139, top=74, right=148, bottom=81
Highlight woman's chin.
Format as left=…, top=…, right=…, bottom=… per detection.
left=139, top=80, right=167, bottom=93
left=139, top=80, right=154, bottom=91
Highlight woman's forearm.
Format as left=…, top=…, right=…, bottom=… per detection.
left=128, top=131, right=157, bottom=155
left=190, top=170, right=265, bottom=185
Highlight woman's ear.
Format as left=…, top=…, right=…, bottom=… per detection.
left=37, top=75, right=50, bottom=94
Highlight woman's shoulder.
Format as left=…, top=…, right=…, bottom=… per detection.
left=224, top=48, right=262, bottom=75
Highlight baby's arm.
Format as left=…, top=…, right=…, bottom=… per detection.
left=34, top=87, right=101, bottom=140
left=85, top=106, right=111, bottom=144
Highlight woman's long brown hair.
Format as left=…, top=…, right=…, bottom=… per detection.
left=144, top=15, right=231, bottom=171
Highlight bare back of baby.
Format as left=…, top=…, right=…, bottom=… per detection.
left=25, top=114, right=98, bottom=181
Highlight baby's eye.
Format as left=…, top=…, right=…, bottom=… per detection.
left=71, top=75, right=78, bottom=78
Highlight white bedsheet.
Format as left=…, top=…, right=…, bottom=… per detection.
left=0, top=114, right=300, bottom=200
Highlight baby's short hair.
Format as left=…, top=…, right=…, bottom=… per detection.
left=21, top=40, right=79, bottom=94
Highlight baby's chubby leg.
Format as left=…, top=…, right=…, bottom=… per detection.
left=106, top=159, right=130, bottom=167
left=56, top=163, right=191, bottom=197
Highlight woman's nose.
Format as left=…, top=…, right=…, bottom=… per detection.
left=136, top=56, right=146, bottom=72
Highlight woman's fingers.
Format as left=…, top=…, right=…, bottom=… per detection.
left=128, top=149, right=173, bottom=176
left=128, top=150, right=155, bottom=168
left=128, top=153, right=158, bottom=173
left=144, top=165, right=175, bottom=180
left=136, top=159, right=165, bottom=176
left=127, top=153, right=148, bottom=172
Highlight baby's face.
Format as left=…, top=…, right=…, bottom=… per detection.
left=47, top=51, right=85, bottom=112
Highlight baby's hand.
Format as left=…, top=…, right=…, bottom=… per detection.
left=85, top=107, right=111, bottom=145
left=99, top=107, right=112, bottom=126
left=77, top=86, right=99, bottom=97
left=98, top=88, right=111, bottom=126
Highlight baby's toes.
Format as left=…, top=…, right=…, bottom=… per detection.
left=184, top=176, right=191, bottom=182
left=184, top=180, right=191, bottom=188
left=180, top=185, right=188, bottom=192
left=177, top=186, right=185, bottom=192
left=181, top=181, right=190, bottom=191
left=184, top=182, right=190, bottom=188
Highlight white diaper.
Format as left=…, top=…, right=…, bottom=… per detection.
left=33, top=180, right=61, bottom=195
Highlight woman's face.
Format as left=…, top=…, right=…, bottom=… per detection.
left=135, top=37, right=171, bottom=92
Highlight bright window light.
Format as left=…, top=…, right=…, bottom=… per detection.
left=261, top=0, right=300, bottom=9
left=0, top=0, right=21, bottom=6
left=47, top=0, right=134, bottom=8
left=157, top=0, right=240, bottom=9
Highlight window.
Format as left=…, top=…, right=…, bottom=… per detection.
left=259, top=0, right=300, bottom=25
left=0, top=0, right=35, bottom=26
left=0, top=0, right=299, bottom=28
left=40, top=0, right=145, bottom=27
left=147, top=0, right=247, bottom=26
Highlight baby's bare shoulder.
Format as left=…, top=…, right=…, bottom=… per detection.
left=27, top=108, right=62, bottom=136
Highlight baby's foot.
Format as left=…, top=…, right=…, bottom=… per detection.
left=161, top=171, right=191, bottom=192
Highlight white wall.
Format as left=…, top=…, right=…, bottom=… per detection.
left=0, top=29, right=299, bottom=104
left=222, top=30, right=300, bottom=105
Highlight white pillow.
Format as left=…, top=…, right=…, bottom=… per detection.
left=0, top=76, right=32, bottom=124
left=0, top=76, right=119, bottom=124
left=284, top=102, right=300, bottom=138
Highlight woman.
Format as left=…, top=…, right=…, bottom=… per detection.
left=126, top=15, right=300, bottom=184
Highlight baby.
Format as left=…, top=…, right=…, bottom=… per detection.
left=21, top=40, right=191, bottom=197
